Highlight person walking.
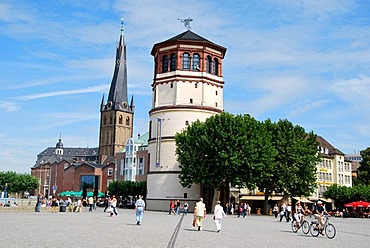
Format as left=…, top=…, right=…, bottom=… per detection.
left=183, top=201, right=189, bottom=215
left=110, top=195, right=118, bottom=217
left=176, top=199, right=181, bottom=215
left=135, top=195, right=146, bottom=225
left=194, top=197, right=206, bottom=231
left=279, top=203, right=287, bottom=222
left=213, top=201, right=227, bottom=233
left=169, top=200, right=176, bottom=215
left=35, top=193, right=42, bottom=212
left=88, top=196, right=94, bottom=212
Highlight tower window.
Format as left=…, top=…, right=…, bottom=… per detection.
left=109, top=115, right=113, bottom=124
left=126, top=116, right=130, bottom=126
left=162, top=55, right=168, bottom=73
left=170, top=82, right=173, bottom=88
left=206, top=56, right=212, bottom=73
left=185, top=121, right=189, bottom=125
left=213, top=58, right=219, bottom=75
left=215, top=102, right=218, bottom=107
left=119, top=115, right=123, bottom=124
left=215, top=91, right=218, bottom=95
left=190, top=98, right=193, bottom=103
left=195, top=83, right=198, bottom=88
left=103, top=117, right=107, bottom=125
left=192, top=53, right=200, bottom=71
left=170, top=53, right=176, bottom=71
left=182, top=53, right=190, bottom=70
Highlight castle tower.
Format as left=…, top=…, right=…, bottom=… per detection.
left=99, top=26, right=134, bottom=164
left=146, top=30, right=226, bottom=210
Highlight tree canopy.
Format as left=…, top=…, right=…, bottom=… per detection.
left=323, top=184, right=370, bottom=206
left=175, top=112, right=320, bottom=213
left=107, top=180, right=147, bottom=199
left=0, top=171, right=39, bottom=195
left=358, top=147, right=370, bottom=185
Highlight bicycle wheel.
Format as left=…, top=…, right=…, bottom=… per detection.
left=301, top=220, right=309, bottom=234
left=291, top=220, right=298, bottom=233
left=325, top=223, right=336, bottom=239
left=310, top=223, right=320, bottom=237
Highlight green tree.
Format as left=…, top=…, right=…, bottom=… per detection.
left=0, top=171, right=38, bottom=196
left=257, top=119, right=320, bottom=214
left=176, top=112, right=276, bottom=206
left=323, top=185, right=351, bottom=207
left=107, top=180, right=147, bottom=199
left=358, top=147, right=370, bottom=185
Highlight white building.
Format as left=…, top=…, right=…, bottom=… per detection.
left=146, top=30, right=227, bottom=210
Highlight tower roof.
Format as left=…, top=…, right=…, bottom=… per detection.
left=107, top=31, right=130, bottom=111
left=151, top=30, right=226, bottom=57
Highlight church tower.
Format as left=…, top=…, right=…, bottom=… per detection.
left=99, top=24, right=134, bottom=164
left=146, top=29, right=226, bottom=210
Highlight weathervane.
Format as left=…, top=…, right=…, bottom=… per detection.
left=178, top=17, right=193, bottom=30
left=120, top=17, right=124, bottom=34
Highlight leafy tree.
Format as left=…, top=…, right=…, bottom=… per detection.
left=358, top=147, right=370, bottom=185
left=324, top=184, right=370, bottom=206
left=257, top=119, right=320, bottom=214
left=0, top=171, right=38, bottom=196
left=176, top=112, right=276, bottom=206
left=107, top=180, right=147, bottom=200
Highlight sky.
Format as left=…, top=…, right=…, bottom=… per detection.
left=1, top=0, right=370, bottom=173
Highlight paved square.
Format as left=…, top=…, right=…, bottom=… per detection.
left=0, top=208, right=369, bottom=247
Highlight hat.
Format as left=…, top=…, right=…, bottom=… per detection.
left=317, top=201, right=322, bottom=204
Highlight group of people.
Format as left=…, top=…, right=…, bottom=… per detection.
left=169, top=199, right=189, bottom=215
left=193, top=197, right=227, bottom=233
left=274, top=200, right=330, bottom=236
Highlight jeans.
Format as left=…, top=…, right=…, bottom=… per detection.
left=176, top=207, right=180, bottom=215
left=36, top=202, right=41, bottom=212
left=136, top=207, right=144, bottom=224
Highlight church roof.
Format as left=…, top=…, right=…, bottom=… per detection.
left=106, top=31, right=132, bottom=112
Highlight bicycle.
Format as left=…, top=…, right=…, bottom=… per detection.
left=309, top=215, right=336, bottom=239
left=291, top=215, right=310, bottom=234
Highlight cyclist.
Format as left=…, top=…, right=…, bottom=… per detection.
left=313, top=201, right=330, bottom=235
left=294, top=201, right=306, bottom=229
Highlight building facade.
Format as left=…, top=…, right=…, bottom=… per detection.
left=146, top=30, right=227, bottom=211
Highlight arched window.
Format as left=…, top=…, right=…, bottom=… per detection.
left=119, top=115, right=123, bottom=124
left=192, top=53, right=200, bottom=71
left=126, top=116, right=130, bottom=126
left=213, top=58, right=219, bottom=75
left=206, top=56, right=212, bottom=73
left=162, top=55, right=168, bottom=73
left=170, top=53, right=176, bottom=71
left=182, top=53, right=190, bottom=70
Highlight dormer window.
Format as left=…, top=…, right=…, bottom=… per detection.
left=213, top=58, right=219, bottom=75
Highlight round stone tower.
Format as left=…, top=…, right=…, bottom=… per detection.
left=146, top=30, right=227, bottom=210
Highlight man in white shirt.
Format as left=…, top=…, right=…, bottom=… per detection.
left=213, top=201, right=227, bottom=233
left=194, top=197, right=206, bottom=231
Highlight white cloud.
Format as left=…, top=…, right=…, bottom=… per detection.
left=16, top=84, right=109, bottom=101
left=0, top=101, right=21, bottom=112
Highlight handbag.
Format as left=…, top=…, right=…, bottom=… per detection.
left=192, top=217, right=196, bottom=227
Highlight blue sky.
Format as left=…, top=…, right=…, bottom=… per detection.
left=1, top=0, right=370, bottom=173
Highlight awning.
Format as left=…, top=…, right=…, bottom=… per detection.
left=240, top=195, right=283, bottom=201
left=293, top=197, right=313, bottom=204
left=319, top=198, right=333, bottom=203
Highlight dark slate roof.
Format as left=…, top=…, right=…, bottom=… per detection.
left=34, top=147, right=99, bottom=167
left=105, top=32, right=132, bottom=112
left=166, top=30, right=213, bottom=43
left=151, top=30, right=226, bottom=56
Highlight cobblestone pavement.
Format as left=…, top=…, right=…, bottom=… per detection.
left=0, top=208, right=369, bottom=248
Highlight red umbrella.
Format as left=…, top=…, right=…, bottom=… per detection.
left=344, top=201, right=370, bottom=208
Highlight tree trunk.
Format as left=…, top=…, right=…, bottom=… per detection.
left=211, top=189, right=220, bottom=213
left=264, top=191, right=270, bottom=215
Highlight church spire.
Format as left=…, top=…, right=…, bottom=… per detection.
left=107, top=18, right=130, bottom=112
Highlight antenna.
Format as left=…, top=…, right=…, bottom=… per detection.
left=178, top=17, right=193, bottom=30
